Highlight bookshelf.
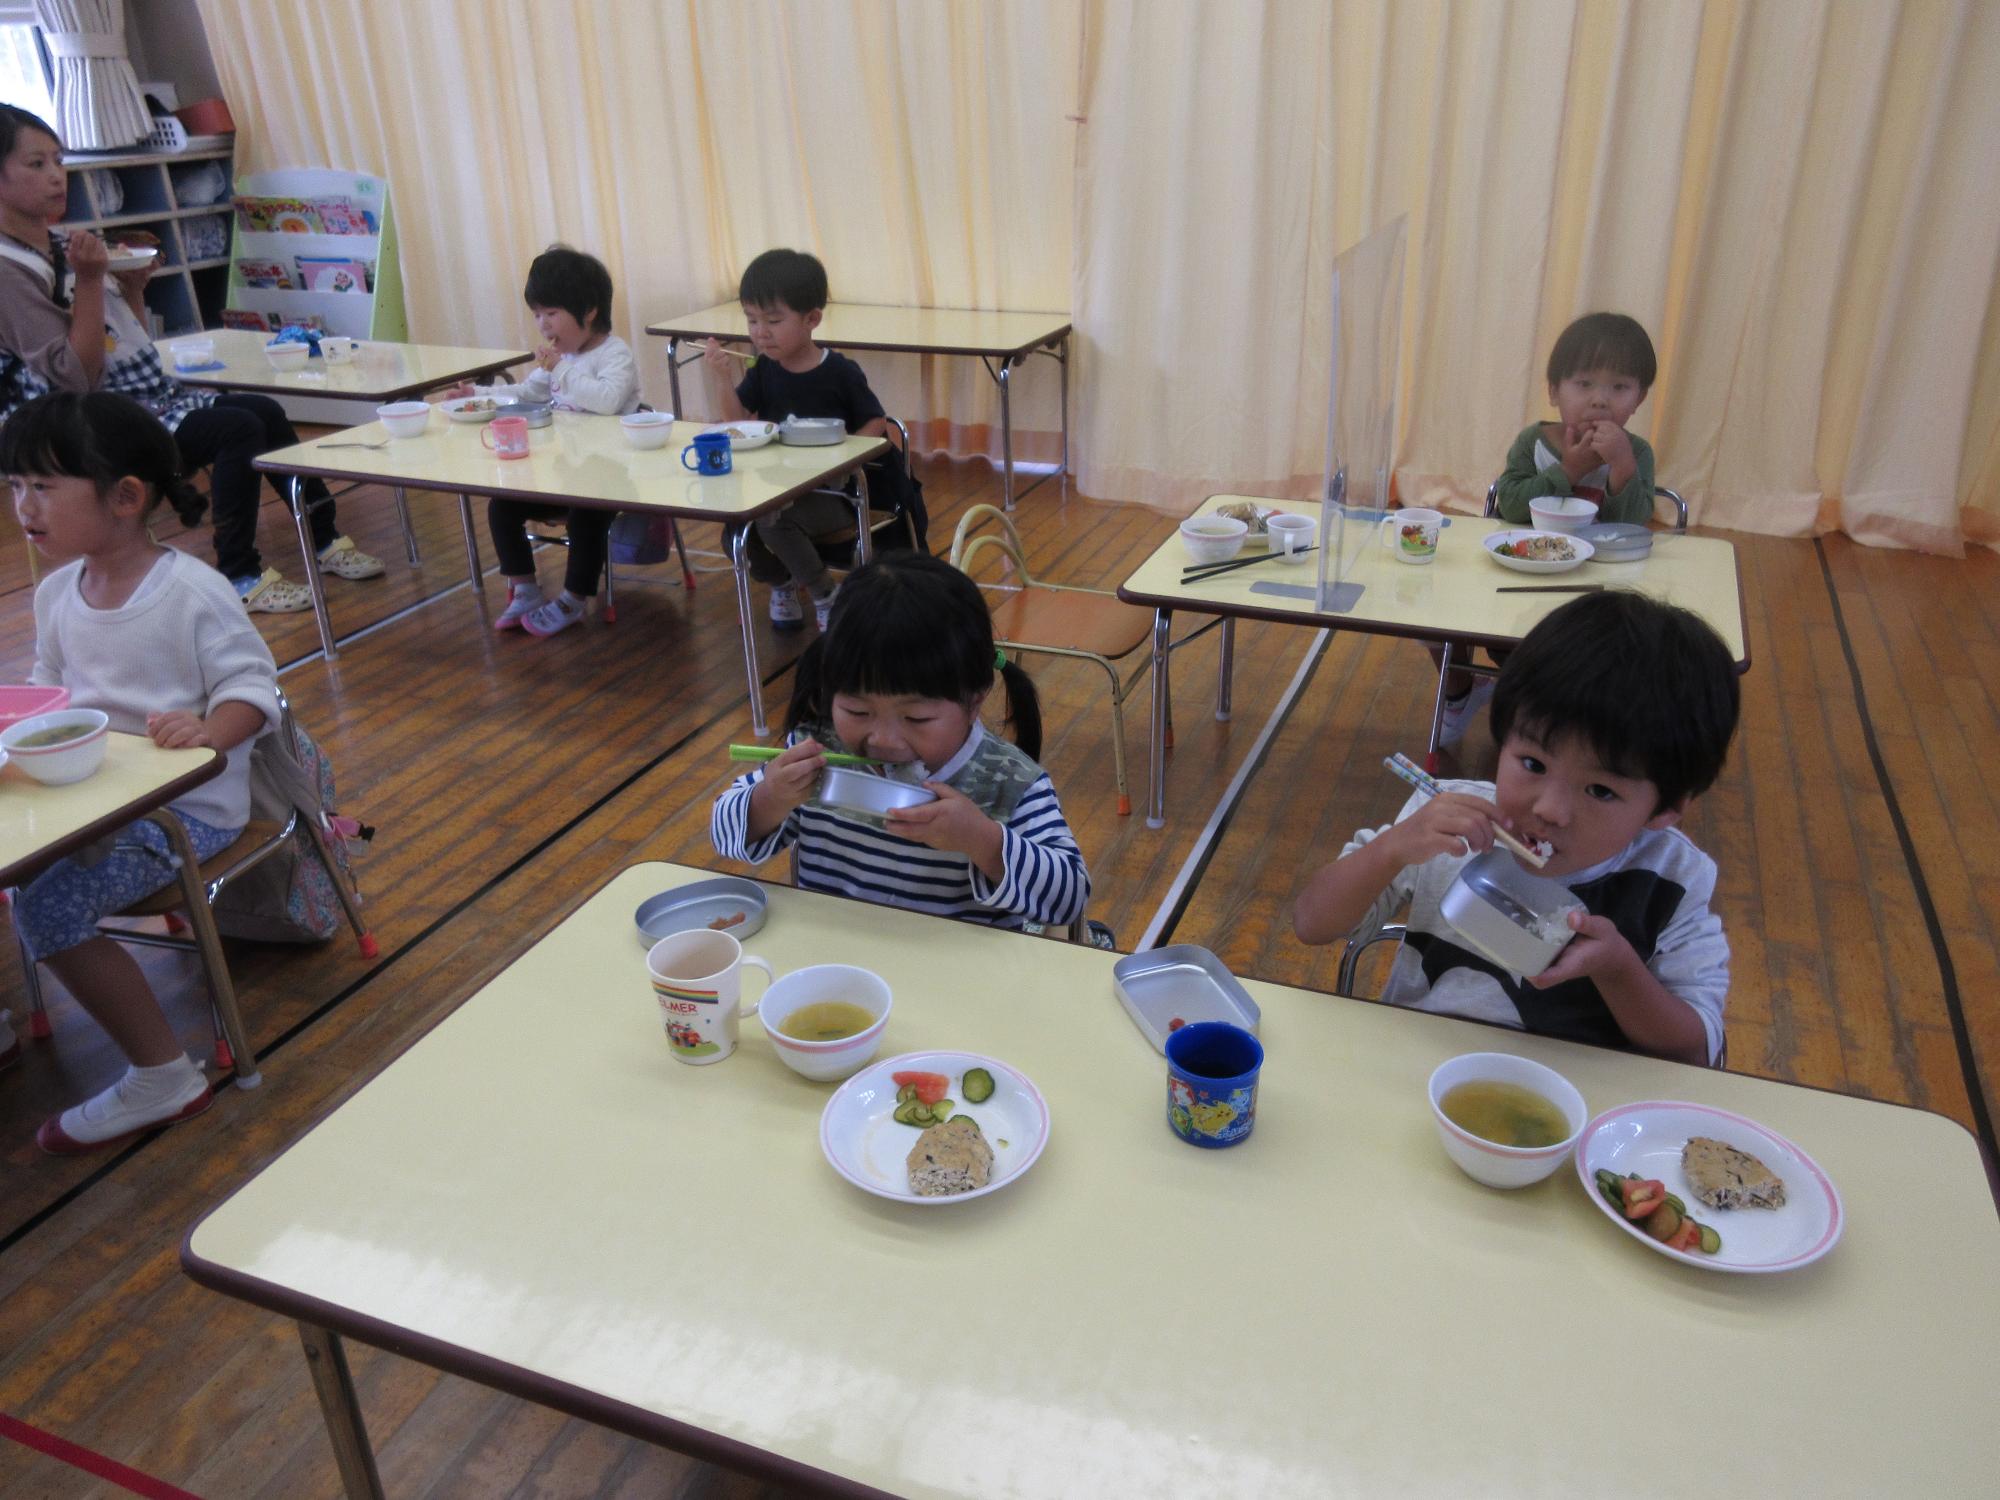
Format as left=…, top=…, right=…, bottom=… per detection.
left=223, top=168, right=407, bottom=342
left=56, top=143, right=237, bottom=339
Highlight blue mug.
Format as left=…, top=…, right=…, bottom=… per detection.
left=682, top=430, right=733, bottom=475
left=1165, top=1021, right=1263, bottom=1148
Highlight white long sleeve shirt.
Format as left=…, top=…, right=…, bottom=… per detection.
left=483, top=334, right=641, bottom=415
left=30, top=549, right=279, bottom=832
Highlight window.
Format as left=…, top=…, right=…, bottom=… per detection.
left=0, top=22, right=54, bottom=122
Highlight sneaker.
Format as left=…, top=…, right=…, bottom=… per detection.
left=317, top=535, right=386, bottom=580
left=236, top=567, right=313, bottom=614
left=812, top=583, right=839, bottom=632
left=35, top=1063, right=213, bottom=1156
left=1438, top=677, right=1496, bottom=745
left=520, top=593, right=585, bottom=638
left=494, top=581, right=546, bottom=631
left=768, top=587, right=804, bottom=632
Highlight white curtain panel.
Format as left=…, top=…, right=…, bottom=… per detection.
left=33, top=0, right=149, bottom=150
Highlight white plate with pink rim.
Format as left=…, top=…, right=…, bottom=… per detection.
left=819, top=1049, right=1049, bottom=1206
left=702, top=419, right=779, bottom=450
left=1575, top=1100, right=1843, bottom=1274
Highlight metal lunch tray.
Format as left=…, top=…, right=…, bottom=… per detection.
left=779, top=415, right=846, bottom=446
left=1111, top=944, right=1262, bottom=1055
left=634, top=876, right=769, bottom=949
left=494, top=399, right=555, bottom=428
left=1576, top=521, right=1653, bottom=562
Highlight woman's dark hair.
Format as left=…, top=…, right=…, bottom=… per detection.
left=1546, top=312, right=1657, bottom=391
left=1490, top=590, right=1738, bottom=811
left=785, top=552, right=1043, bottom=758
left=0, top=392, right=207, bottom=526
left=1, top=103, right=60, bottom=162
left=523, top=243, right=613, bottom=333
left=739, top=248, right=829, bottom=315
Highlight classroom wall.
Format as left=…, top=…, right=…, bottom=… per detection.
left=189, top=0, right=2000, bottom=554
left=125, top=0, right=221, bottom=108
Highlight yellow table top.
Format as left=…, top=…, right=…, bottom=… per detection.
left=1120, top=497, right=1750, bottom=666
left=649, top=300, right=1072, bottom=357
left=253, top=414, right=888, bottom=520
left=156, top=331, right=529, bottom=402
left=0, top=732, right=220, bottom=886
left=184, top=862, right=1998, bottom=1498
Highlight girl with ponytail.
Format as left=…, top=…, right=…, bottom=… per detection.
left=712, top=551, right=1090, bottom=931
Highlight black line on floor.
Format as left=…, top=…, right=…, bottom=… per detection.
left=0, top=651, right=804, bottom=1257
left=1815, top=538, right=2000, bottom=1170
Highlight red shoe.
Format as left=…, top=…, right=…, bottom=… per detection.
left=35, top=1083, right=214, bottom=1155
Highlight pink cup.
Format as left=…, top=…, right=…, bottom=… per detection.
left=481, top=415, right=531, bottom=459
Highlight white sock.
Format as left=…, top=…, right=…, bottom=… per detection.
left=60, top=1054, right=205, bottom=1142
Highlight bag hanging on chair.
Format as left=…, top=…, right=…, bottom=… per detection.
left=211, top=718, right=371, bottom=943
left=608, top=512, right=672, bottom=565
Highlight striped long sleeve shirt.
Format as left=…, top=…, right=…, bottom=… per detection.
left=710, top=723, right=1090, bottom=931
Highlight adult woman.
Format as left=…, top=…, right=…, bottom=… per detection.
left=0, top=104, right=382, bottom=609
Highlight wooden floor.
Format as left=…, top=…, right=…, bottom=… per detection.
left=0, top=450, right=1995, bottom=1497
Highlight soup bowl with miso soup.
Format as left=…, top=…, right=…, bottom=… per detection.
left=1, top=708, right=110, bottom=785
left=1427, top=1051, right=1586, bottom=1188
left=756, top=964, right=893, bottom=1082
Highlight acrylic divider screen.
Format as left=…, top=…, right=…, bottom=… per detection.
left=1317, top=217, right=1407, bottom=611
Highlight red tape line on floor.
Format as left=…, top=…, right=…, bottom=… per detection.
left=0, top=1410, right=204, bottom=1500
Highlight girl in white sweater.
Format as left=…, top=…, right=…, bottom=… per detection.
left=4, top=392, right=279, bottom=1153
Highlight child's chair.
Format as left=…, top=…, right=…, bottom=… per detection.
left=12, top=688, right=374, bottom=1088
left=949, top=504, right=1157, bottom=816
left=804, top=417, right=926, bottom=568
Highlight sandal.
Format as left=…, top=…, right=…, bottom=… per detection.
left=317, top=536, right=386, bottom=580
left=240, top=567, right=314, bottom=614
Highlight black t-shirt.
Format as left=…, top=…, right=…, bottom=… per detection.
left=734, top=348, right=884, bottom=430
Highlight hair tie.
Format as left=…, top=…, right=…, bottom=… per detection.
left=994, top=647, right=1008, bottom=671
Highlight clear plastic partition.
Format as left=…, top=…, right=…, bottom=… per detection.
left=1315, top=216, right=1406, bottom=612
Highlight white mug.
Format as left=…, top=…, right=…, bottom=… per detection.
left=1380, top=508, right=1444, bottom=565
left=1266, top=511, right=1317, bottom=564
left=647, top=929, right=774, bottom=1065
left=319, top=336, right=357, bottom=364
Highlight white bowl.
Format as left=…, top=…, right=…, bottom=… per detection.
left=377, top=401, right=431, bottom=439
left=756, top=964, right=892, bottom=1082
left=1529, top=496, right=1600, bottom=534
left=619, top=412, right=676, bottom=450
left=439, top=395, right=501, bottom=424
left=1179, top=515, right=1248, bottom=565
left=0, top=708, right=110, bottom=785
left=264, top=341, right=309, bottom=371
left=1428, top=1051, right=1586, bottom=1189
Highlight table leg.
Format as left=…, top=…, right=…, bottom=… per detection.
left=1058, top=335, right=1071, bottom=481
left=1216, top=618, right=1235, bottom=721
left=1148, top=608, right=1172, bottom=829
left=851, top=468, right=874, bottom=565
left=298, top=1322, right=385, bottom=1500
left=394, top=486, right=419, bottom=566
left=731, top=525, right=769, bottom=738
left=291, top=478, right=338, bottom=660
left=667, top=337, right=683, bottom=418
left=457, top=494, right=484, bottom=595
left=1425, top=641, right=1455, bottom=775
left=997, top=356, right=1016, bottom=510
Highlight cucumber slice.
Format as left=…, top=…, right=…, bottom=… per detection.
left=931, top=1100, right=954, bottom=1122
left=962, top=1067, right=996, bottom=1104
left=893, top=1100, right=924, bottom=1126
left=1697, top=1222, right=1722, bottom=1255
left=897, top=1084, right=917, bottom=1105
left=908, top=1104, right=936, bottom=1126
left=1665, top=1192, right=1688, bottom=1216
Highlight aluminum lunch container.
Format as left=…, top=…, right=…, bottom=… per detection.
left=634, top=876, right=769, bottom=948
left=494, top=400, right=555, bottom=428
left=815, top=766, right=937, bottom=820
left=1111, top=945, right=1262, bottom=1054
left=1438, top=849, right=1583, bottom=977
left=1576, top=521, right=1653, bottom=562
left=779, top=415, right=846, bottom=446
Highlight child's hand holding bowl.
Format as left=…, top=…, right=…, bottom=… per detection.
left=885, top=784, right=1005, bottom=875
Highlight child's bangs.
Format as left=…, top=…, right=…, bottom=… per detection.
left=819, top=603, right=985, bottom=706
left=0, top=397, right=95, bottom=483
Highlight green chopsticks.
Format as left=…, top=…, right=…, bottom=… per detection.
left=728, top=743, right=881, bottom=768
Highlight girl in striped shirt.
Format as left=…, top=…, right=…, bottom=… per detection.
left=712, top=553, right=1090, bottom=931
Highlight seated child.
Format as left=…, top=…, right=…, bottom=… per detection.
left=3, top=392, right=278, bottom=1152
left=1439, top=311, right=1661, bottom=742
left=711, top=552, right=1090, bottom=932
left=463, top=244, right=641, bottom=637
left=1294, top=591, right=1739, bottom=1065
left=702, top=247, right=894, bottom=634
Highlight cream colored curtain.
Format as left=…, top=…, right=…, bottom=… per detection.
left=35, top=0, right=150, bottom=149
left=196, top=0, right=2000, bottom=552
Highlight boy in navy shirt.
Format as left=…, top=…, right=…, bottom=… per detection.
left=705, top=248, right=892, bottom=632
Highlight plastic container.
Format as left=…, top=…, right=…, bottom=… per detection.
left=0, top=685, right=69, bottom=734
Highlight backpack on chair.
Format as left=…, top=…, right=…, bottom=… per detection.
left=211, top=716, right=372, bottom=943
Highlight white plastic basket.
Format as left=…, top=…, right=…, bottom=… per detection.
left=146, top=115, right=189, bottom=153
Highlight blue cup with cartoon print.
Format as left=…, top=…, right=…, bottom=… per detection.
left=682, top=430, right=733, bottom=475
left=1165, top=1021, right=1263, bottom=1148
